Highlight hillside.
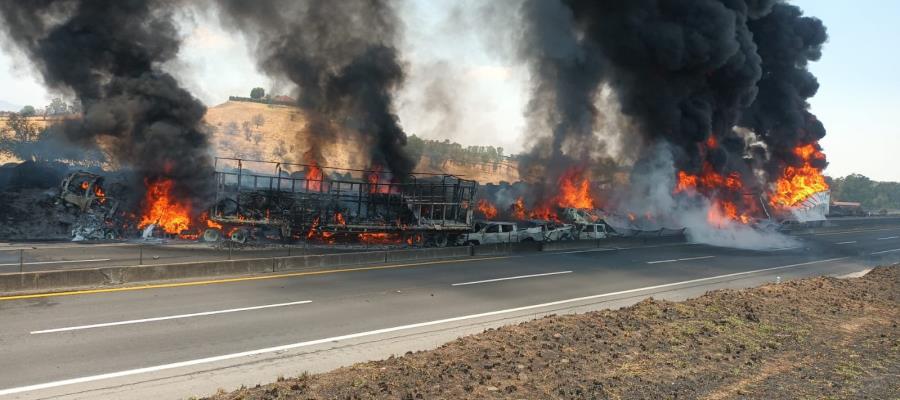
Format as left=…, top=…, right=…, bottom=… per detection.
left=204, top=100, right=520, bottom=183
left=0, top=101, right=521, bottom=183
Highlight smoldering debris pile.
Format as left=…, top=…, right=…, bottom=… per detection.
left=0, top=162, right=131, bottom=241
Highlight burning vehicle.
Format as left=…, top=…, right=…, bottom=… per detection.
left=199, top=158, right=477, bottom=247
left=59, top=171, right=127, bottom=240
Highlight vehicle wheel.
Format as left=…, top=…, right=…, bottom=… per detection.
left=432, top=233, right=448, bottom=248
left=203, top=228, right=222, bottom=242
left=230, top=228, right=250, bottom=244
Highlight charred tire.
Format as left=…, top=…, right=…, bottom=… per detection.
left=203, top=228, right=222, bottom=242
left=230, top=228, right=250, bottom=244
left=432, top=233, right=449, bottom=248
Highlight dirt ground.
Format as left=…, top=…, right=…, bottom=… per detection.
left=206, top=266, right=899, bottom=400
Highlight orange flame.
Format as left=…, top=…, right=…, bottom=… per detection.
left=200, top=211, right=222, bottom=229
left=306, top=163, right=323, bottom=191
left=511, top=197, right=527, bottom=220
left=675, top=164, right=742, bottom=193
left=557, top=168, right=594, bottom=209
left=335, top=212, right=346, bottom=225
left=477, top=199, right=498, bottom=219
left=358, top=232, right=403, bottom=245
left=706, top=200, right=752, bottom=226
left=139, top=179, right=192, bottom=234
left=769, top=143, right=828, bottom=207
left=366, top=167, right=397, bottom=194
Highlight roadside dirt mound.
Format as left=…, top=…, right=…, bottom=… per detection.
left=208, top=266, right=899, bottom=400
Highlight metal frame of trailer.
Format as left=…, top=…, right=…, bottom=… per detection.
left=208, top=157, right=477, bottom=244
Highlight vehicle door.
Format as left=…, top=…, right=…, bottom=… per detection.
left=482, top=223, right=502, bottom=244
left=500, top=223, right=517, bottom=243
left=596, top=224, right=608, bottom=239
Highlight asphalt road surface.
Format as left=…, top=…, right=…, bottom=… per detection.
left=0, top=223, right=898, bottom=399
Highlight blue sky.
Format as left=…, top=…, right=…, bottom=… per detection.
left=0, top=1, right=897, bottom=181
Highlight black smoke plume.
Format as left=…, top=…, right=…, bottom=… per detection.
left=216, top=0, right=415, bottom=177
left=0, top=0, right=214, bottom=208
left=516, top=0, right=830, bottom=214
left=740, top=2, right=829, bottom=176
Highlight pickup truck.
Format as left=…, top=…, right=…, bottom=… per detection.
left=519, top=220, right=575, bottom=242
left=457, top=220, right=577, bottom=245
left=574, top=222, right=613, bottom=240
left=456, top=221, right=520, bottom=245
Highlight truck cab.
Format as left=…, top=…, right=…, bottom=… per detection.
left=457, top=221, right=519, bottom=245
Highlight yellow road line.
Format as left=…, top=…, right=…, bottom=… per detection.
left=0, top=256, right=513, bottom=301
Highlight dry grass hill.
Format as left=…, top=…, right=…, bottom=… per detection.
left=1, top=101, right=520, bottom=184
left=204, top=100, right=520, bottom=183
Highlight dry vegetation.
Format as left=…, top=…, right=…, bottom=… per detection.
left=204, top=101, right=520, bottom=183
left=2, top=101, right=521, bottom=183
left=207, top=266, right=899, bottom=400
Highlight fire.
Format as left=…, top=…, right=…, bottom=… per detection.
left=366, top=167, right=396, bottom=194
left=306, top=163, right=323, bottom=191
left=511, top=197, right=526, bottom=220
left=675, top=171, right=698, bottom=193
left=676, top=163, right=743, bottom=194
left=529, top=204, right=559, bottom=221
left=335, top=212, right=346, bottom=225
left=556, top=168, right=594, bottom=209
left=769, top=143, right=828, bottom=207
left=358, top=232, right=403, bottom=245
left=477, top=199, right=498, bottom=219
left=138, top=179, right=192, bottom=234
left=200, top=211, right=222, bottom=229
left=707, top=200, right=751, bottom=226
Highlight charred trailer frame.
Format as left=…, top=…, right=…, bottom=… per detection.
left=207, top=158, right=477, bottom=246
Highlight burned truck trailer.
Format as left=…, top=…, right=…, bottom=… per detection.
left=206, top=158, right=477, bottom=247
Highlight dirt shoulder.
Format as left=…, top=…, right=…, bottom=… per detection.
left=207, top=266, right=899, bottom=400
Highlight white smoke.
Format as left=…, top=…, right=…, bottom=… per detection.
left=613, top=142, right=798, bottom=251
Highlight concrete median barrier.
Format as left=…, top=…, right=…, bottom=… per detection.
left=275, top=251, right=389, bottom=272
left=0, top=246, right=481, bottom=295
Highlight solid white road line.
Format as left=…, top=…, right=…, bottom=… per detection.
left=677, top=256, right=716, bottom=261
left=876, top=236, right=898, bottom=240
left=647, top=255, right=715, bottom=264
left=0, top=258, right=111, bottom=267
left=452, top=271, right=573, bottom=286
left=30, top=300, right=313, bottom=335
left=871, top=248, right=900, bottom=255
left=835, top=241, right=857, bottom=245
left=0, top=256, right=847, bottom=396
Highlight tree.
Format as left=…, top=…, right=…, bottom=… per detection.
left=19, top=105, right=35, bottom=116
left=250, top=87, right=265, bottom=99
left=46, top=98, right=68, bottom=115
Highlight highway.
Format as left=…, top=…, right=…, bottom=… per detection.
left=0, top=224, right=898, bottom=399
left=0, top=242, right=372, bottom=273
